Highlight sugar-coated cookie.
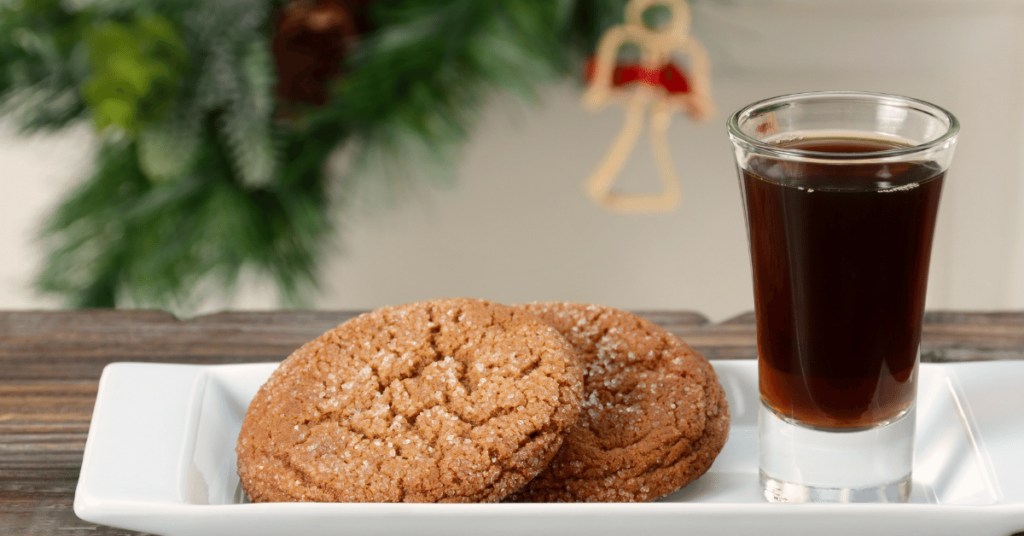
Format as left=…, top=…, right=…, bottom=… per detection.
left=237, top=298, right=584, bottom=503
left=507, top=303, right=729, bottom=502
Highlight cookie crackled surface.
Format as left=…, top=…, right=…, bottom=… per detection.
left=507, top=303, right=730, bottom=502
left=236, top=298, right=583, bottom=503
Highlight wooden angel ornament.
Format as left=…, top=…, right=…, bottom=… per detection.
left=583, top=0, right=716, bottom=213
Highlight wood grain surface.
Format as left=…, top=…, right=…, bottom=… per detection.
left=1, top=309, right=1022, bottom=535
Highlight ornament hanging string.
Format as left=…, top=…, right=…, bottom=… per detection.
left=582, top=0, right=715, bottom=214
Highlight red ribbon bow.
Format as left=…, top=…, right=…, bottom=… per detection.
left=585, top=56, right=691, bottom=94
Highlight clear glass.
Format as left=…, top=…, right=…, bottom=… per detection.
left=727, top=91, right=959, bottom=503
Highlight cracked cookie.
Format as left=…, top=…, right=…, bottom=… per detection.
left=236, top=298, right=584, bottom=503
left=506, top=303, right=730, bottom=502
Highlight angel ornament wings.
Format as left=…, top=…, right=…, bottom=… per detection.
left=583, top=0, right=716, bottom=213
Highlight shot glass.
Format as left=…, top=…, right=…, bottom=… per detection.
left=726, top=91, right=959, bottom=503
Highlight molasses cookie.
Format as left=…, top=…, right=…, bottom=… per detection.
left=236, top=298, right=584, bottom=503
left=507, top=303, right=729, bottom=502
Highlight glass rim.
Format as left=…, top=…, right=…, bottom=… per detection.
left=727, top=91, right=960, bottom=161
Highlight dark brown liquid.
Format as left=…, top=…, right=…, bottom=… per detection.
left=742, top=137, right=944, bottom=429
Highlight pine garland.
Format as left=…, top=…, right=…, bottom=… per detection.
left=0, top=0, right=629, bottom=311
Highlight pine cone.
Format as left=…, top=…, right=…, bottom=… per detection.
left=272, top=0, right=363, bottom=105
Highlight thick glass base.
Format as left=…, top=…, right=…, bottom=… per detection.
left=758, top=400, right=915, bottom=503
left=760, top=470, right=911, bottom=503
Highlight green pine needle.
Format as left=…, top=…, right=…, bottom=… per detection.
left=22, top=0, right=633, bottom=311
left=37, top=131, right=331, bottom=311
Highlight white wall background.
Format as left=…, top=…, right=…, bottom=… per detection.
left=2, top=0, right=1023, bottom=320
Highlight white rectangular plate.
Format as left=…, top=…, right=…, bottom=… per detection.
left=75, top=360, right=1024, bottom=536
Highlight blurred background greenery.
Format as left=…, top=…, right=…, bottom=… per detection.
left=0, top=0, right=626, bottom=311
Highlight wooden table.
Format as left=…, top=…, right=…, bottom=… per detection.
left=2, top=310, right=1022, bottom=535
